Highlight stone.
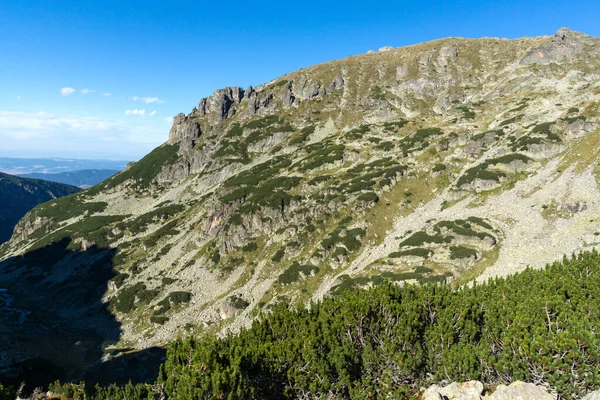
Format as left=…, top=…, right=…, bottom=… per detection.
left=423, top=381, right=484, bottom=400
left=486, top=381, right=554, bottom=400
left=379, top=46, right=393, bottom=52
left=582, top=390, right=600, bottom=400
left=331, top=75, right=344, bottom=90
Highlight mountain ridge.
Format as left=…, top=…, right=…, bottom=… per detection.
left=1, top=27, right=600, bottom=382
left=18, top=169, right=120, bottom=188
left=0, top=172, right=80, bottom=244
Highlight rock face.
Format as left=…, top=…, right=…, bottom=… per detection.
left=168, top=113, right=202, bottom=144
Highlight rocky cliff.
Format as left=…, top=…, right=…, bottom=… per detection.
left=1, top=27, right=600, bottom=382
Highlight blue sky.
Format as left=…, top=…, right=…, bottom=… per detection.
left=0, top=0, right=598, bottom=160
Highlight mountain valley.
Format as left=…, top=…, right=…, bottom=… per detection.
left=2, top=27, right=600, bottom=396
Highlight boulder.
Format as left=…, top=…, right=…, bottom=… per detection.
left=582, top=390, right=600, bottom=400
left=486, top=381, right=554, bottom=400
left=423, top=381, right=484, bottom=400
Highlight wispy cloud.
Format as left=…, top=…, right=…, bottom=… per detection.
left=0, top=110, right=166, bottom=159
left=149, top=110, right=157, bottom=116
left=103, top=92, right=112, bottom=96
left=60, top=87, right=76, bottom=96
left=133, top=96, right=165, bottom=104
left=81, top=88, right=96, bottom=94
left=16, top=96, right=21, bottom=101
left=125, top=109, right=147, bottom=116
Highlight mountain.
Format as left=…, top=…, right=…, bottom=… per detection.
left=0, top=157, right=128, bottom=176
left=0, top=173, right=80, bottom=244
left=2, top=27, right=600, bottom=386
left=18, top=169, right=120, bottom=189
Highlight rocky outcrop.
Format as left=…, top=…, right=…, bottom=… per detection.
left=168, top=113, right=202, bottom=145
left=520, top=28, right=587, bottom=65
left=198, top=86, right=245, bottom=123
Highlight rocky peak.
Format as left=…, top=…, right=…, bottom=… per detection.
left=521, top=27, right=588, bottom=64
left=168, top=112, right=201, bottom=145
left=198, top=86, right=246, bottom=123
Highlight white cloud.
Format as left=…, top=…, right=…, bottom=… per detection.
left=149, top=110, right=157, bottom=116
left=60, top=87, right=76, bottom=96
left=163, top=117, right=173, bottom=123
left=125, top=109, right=146, bottom=116
left=133, top=96, right=165, bottom=104
left=0, top=110, right=166, bottom=159
left=81, top=88, right=96, bottom=94
left=103, top=92, right=112, bottom=96
left=16, top=96, right=21, bottom=101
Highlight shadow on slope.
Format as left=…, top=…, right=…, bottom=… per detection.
left=0, top=237, right=165, bottom=390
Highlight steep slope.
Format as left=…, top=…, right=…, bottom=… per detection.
left=18, top=169, right=120, bottom=189
left=0, top=173, right=80, bottom=243
left=2, top=27, right=600, bottom=380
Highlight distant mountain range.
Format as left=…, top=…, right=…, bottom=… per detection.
left=18, top=169, right=120, bottom=188
left=0, top=172, right=80, bottom=243
left=0, top=157, right=128, bottom=176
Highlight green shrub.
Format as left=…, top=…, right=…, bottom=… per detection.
left=278, top=263, right=319, bottom=284
left=57, top=251, right=600, bottom=399
left=242, top=242, right=258, bottom=252
left=399, top=231, right=452, bottom=247
left=432, top=164, right=446, bottom=172
left=272, top=248, right=285, bottom=262
left=449, top=245, right=478, bottom=260
left=389, top=248, right=432, bottom=258
left=357, top=192, right=379, bottom=203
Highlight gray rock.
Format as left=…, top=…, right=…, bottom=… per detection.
left=486, top=381, right=554, bottom=400
left=520, top=28, right=585, bottom=65
left=197, top=86, right=245, bottom=122
left=168, top=114, right=201, bottom=144
left=582, top=390, right=600, bottom=400
left=379, top=46, right=393, bottom=52
left=331, top=75, right=344, bottom=90
left=280, top=81, right=295, bottom=107
left=423, top=381, right=484, bottom=400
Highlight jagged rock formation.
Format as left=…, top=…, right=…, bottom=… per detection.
left=2, top=27, right=600, bottom=382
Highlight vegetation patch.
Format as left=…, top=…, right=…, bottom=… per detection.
left=93, top=144, right=180, bottom=192
left=449, top=245, right=478, bottom=260
left=399, top=231, right=452, bottom=248
left=278, top=263, right=319, bottom=284
left=388, top=248, right=432, bottom=258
